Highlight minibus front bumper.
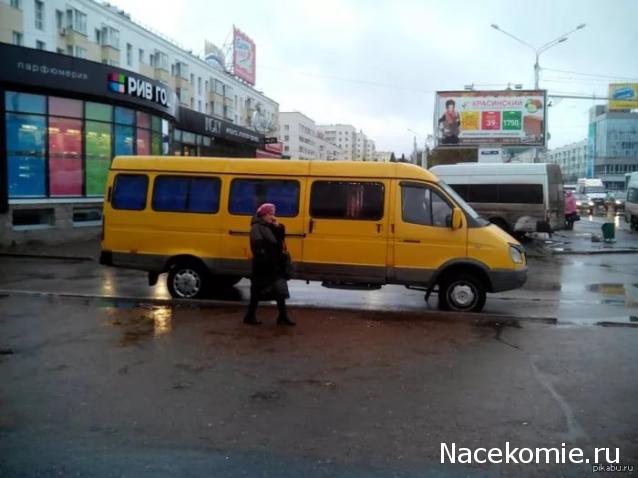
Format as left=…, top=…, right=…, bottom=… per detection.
left=489, top=267, right=528, bottom=292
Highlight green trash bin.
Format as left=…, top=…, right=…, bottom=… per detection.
left=601, top=222, right=615, bottom=242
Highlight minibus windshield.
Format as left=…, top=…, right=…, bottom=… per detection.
left=438, top=181, right=490, bottom=226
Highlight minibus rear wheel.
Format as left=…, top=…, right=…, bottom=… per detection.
left=438, top=274, right=486, bottom=313
left=167, top=259, right=210, bottom=299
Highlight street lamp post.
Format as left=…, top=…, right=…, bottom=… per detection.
left=490, top=23, right=586, bottom=89
left=490, top=23, right=585, bottom=162
left=407, top=128, right=428, bottom=168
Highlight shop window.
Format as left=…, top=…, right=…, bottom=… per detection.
left=12, top=208, right=54, bottom=230
left=112, top=174, right=148, bottom=210
left=136, top=128, right=150, bottom=155
left=6, top=113, right=46, bottom=197
left=136, top=111, right=150, bottom=129
left=5, top=91, right=46, bottom=114
left=49, top=97, right=82, bottom=117
left=115, top=107, right=134, bottom=125
left=85, top=102, right=112, bottom=122
left=229, top=179, right=299, bottom=217
left=85, top=121, right=112, bottom=196
left=151, top=116, right=161, bottom=132
left=49, top=116, right=82, bottom=196
left=310, top=181, right=384, bottom=220
left=115, top=124, right=134, bottom=155
left=151, top=133, right=161, bottom=155
left=73, top=207, right=102, bottom=226
left=152, top=176, right=220, bottom=213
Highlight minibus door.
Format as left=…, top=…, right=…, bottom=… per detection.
left=301, top=179, right=389, bottom=283
left=392, top=182, right=467, bottom=284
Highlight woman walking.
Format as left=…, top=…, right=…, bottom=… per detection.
left=243, top=203, right=295, bottom=326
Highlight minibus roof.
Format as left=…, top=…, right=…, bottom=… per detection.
left=110, top=156, right=439, bottom=181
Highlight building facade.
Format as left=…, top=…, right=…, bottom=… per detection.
left=546, top=140, right=588, bottom=183
left=588, top=105, right=638, bottom=190
left=0, top=0, right=278, bottom=132
left=316, top=124, right=356, bottom=160
left=278, top=112, right=317, bottom=160
left=0, top=0, right=279, bottom=245
left=316, top=132, right=344, bottom=161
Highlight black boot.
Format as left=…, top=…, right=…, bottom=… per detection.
left=243, top=315, right=262, bottom=325
left=277, top=315, right=295, bottom=326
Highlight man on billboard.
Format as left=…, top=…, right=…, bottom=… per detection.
left=438, top=99, right=460, bottom=144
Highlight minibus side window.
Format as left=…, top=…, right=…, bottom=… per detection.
left=310, top=181, right=384, bottom=220
left=112, top=174, right=148, bottom=211
left=152, top=176, right=220, bottom=213
left=229, top=179, right=299, bottom=217
left=498, top=184, right=543, bottom=204
left=628, top=187, right=638, bottom=203
left=401, top=185, right=452, bottom=227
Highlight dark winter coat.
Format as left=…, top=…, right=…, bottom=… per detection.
left=249, top=216, right=289, bottom=299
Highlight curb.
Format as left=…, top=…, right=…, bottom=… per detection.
left=0, top=288, right=559, bottom=325
left=552, top=249, right=638, bottom=255
left=596, top=321, right=638, bottom=328
left=0, top=252, right=96, bottom=262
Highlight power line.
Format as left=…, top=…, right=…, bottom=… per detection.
left=542, top=67, right=638, bottom=82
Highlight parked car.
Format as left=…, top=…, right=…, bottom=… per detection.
left=605, top=192, right=625, bottom=212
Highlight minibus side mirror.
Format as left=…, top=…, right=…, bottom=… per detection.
left=451, top=208, right=463, bottom=230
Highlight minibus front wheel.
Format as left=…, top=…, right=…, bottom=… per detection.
left=438, top=274, right=486, bottom=313
left=167, top=259, right=210, bottom=299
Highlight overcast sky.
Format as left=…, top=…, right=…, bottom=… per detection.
left=110, top=0, right=638, bottom=155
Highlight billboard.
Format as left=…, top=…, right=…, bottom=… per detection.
left=434, top=90, right=546, bottom=147
left=608, top=83, right=638, bottom=110
left=233, top=27, right=256, bottom=85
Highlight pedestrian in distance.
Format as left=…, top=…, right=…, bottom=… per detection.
left=243, top=203, right=295, bottom=326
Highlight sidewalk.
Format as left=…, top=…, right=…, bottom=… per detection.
left=546, top=214, right=638, bottom=255
left=0, top=237, right=101, bottom=261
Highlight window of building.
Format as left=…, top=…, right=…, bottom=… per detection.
left=229, top=179, right=300, bottom=216
left=152, top=176, right=221, bottom=213
left=139, top=48, right=144, bottom=64
left=72, top=207, right=102, bottom=226
left=74, top=46, right=87, bottom=59
left=126, top=43, right=132, bottom=66
left=66, top=8, right=87, bottom=35
left=198, top=77, right=202, bottom=95
left=48, top=111, right=82, bottom=196
left=175, top=62, right=189, bottom=79
left=95, top=28, right=101, bottom=43
left=101, top=26, right=120, bottom=49
left=11, top=0, right=22, bottom=9
left=310, top=181, right=384, bottom=220
left=12, top=31, right=23, bottom=46
left=36, top=40, right=45, bottom=50
left=198, top=100, right=202, bottom=112
left=112, top=174, right=148, bottom=210
left=85, top=103, right=113, bottom=196
left=34, top=0, right=44, bottom=30
left=12, top=208, right=54, bottom=230
left=215, top=80, right=224, bottom=95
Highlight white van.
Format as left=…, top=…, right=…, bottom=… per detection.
left=429, top=163, right=564, bottom=234
left=625, top=172, right=638, bottom=231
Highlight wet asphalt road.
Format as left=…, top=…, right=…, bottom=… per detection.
left=0, top=249, right=637, bottom=325
left=1, top=234, right=638, bottom=476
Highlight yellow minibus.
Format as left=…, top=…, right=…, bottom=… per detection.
left=100, top=156, right=527, bottom=312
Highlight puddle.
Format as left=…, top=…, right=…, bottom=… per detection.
left=105, top=305, right=173, bottom=346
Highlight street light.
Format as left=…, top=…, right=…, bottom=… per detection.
left=491, top=23, right=586, bottom=88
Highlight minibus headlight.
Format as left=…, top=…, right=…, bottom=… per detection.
left=509, top=245, right=524, bottom=264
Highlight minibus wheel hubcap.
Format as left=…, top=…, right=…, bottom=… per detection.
left=174, top=269, right=201, bottom=297
left=450, top=283, right=475, bottom=308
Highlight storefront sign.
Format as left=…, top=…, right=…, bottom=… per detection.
left=179, top=107, right=264, bottom=147
left=0, top=43, right=177, bottom=118
left=108, top=72, right=170, bottom=107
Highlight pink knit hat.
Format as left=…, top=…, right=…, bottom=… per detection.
left=256, top=203, right=276, bottom=217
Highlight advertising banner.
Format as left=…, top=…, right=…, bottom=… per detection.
left=233, top=27, right=256, bottom=85
left=434, top=90, right=546, bottom=147
left=608, top=83, right=638, bottom=110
